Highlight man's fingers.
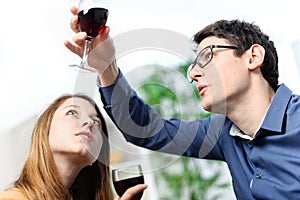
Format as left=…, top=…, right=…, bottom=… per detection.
left=100, top=26, right=110, bottom=40
left=73, top=32, right=87, bottom=46
left=70, top=6, right=80, bottom=32
left=70, top=6, right=78, bottom=15
left=64, top=40, right=82, bottom=57
left=70, top=15, right=79, bottom=32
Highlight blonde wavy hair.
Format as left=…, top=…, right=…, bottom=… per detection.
left=14, top=94, right=112, bottom=200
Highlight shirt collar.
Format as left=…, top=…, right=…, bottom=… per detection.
left=229, top=124, right=254, bottom=140
left=261, top=83, right=292, bottom=132
left=229, top=84, right=292, bottom=140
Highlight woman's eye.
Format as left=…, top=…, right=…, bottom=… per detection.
left=93, top=119, right=101, bottom=126
left=67, top=110, right=77, bottom=116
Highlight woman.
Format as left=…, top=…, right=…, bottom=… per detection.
left=0, top=94, right=147, bottom=200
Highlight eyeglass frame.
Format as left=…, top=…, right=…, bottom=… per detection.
left=187, top=45, right=238, bottom=83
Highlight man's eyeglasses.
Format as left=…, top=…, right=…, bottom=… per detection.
left=187, top=45, right=238, bottom=83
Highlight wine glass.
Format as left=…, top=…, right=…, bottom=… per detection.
left=69, top=0, right=109, bottom=72
left=112, top=164, right=145, bottom=200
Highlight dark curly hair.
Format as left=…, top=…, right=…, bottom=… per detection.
left=193, top=19, right=279, bottom=91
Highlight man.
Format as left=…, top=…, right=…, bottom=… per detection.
left=65, top=7, right=300, bottom=199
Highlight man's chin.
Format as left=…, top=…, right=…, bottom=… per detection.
left=201, top=101, right=212, bottom=112
left=202, top=100, right=228, bottom=114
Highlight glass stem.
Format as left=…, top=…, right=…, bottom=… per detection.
left=81, top=39, right=91, bottom=66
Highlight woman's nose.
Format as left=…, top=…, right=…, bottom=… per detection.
left=81, top=118, right=94, bottom=128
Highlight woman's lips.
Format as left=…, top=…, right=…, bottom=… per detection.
left=75, top=131, right=92, bottom=140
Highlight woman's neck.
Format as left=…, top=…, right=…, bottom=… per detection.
left=53, top=154, right=87, bottom=189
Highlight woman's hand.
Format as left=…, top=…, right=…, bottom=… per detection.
left=114, top=184, right=148, bottom=200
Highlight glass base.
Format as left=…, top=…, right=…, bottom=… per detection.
left=69, top=64, right=97, bottom=73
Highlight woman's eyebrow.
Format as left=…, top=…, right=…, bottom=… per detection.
left=91, top=113, right=100, bottom=119
left=62, top=105, right=99, bottom=118
left=63, top=105, right=80, bottom=109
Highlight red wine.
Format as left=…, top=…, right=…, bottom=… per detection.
left=113, top=176, right=144, bottom=200
left=78, top=7, right=109, bottom=38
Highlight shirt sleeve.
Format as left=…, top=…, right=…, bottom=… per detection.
left=98, top=70, right=226, bottom=159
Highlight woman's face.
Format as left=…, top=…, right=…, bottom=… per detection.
left=49, top=97, right=103, bottom=165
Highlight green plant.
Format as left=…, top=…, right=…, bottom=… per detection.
left=137, top=63, right=230, bottom=199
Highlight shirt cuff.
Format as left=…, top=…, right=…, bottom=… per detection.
left=97, top=70, right=124, bottom=106
left=96, top=68, right=121, bottom=88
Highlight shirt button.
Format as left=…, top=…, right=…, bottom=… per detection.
left=255, top=174, right=262, bottom=179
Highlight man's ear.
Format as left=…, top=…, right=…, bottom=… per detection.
left=247, top=44, right=265, bottom=70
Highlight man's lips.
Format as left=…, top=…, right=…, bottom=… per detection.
left=197, top=84, right=208, bottom=96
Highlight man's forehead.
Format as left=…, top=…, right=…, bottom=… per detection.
left=197, top=37, right=229, bottom=51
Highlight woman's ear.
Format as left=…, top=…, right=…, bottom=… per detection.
left=247, top=44, right=265, bottom=70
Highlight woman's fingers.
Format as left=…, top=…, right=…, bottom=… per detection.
left=116, top=184, right=148, bottom=200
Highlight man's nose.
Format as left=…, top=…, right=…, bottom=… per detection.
left=189, top=66, right=203, bottom=82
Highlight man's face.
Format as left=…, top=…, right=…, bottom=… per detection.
left=189, top=36, right=250, bottom=114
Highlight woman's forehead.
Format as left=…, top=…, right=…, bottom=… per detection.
left=60, top=97, right=95, bottom=111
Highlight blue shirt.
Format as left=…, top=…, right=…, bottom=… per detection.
left=98, top=71, right=300, bottom=200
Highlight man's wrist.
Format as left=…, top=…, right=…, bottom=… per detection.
left=98, top=61, right=119, bottom=86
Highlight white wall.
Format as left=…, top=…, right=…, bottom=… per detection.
left=0, top=117, right=34, bottom=190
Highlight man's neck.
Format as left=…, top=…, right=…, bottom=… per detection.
left=227, top=84, right=275, bottom=137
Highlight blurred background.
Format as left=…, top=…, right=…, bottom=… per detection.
left=1, top=0, right=300, bottom=199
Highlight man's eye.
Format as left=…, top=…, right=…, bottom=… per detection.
left=205, top=52, right=213, bottom=60
left=67, top=110, right=77, bottom=116
left=199, top=50, right=210, bottom=62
